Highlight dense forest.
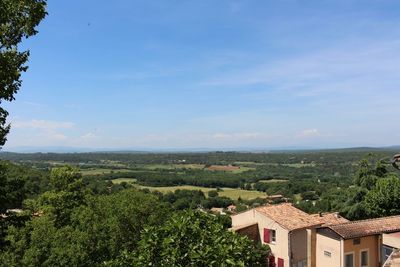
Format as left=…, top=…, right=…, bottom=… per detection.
left=0, top=163, right=270, bottom=266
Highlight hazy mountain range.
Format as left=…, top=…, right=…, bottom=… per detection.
left=1, top=145, right=400, bottom=154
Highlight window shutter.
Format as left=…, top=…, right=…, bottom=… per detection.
left=263, top=228, right=270, bottom=243
left=269, top=255, right=276, bottom=267
left=278, top=258, right=284, bottom=267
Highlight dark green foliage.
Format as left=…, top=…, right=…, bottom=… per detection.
left=0, top=160, right=50, bottom=249
left=0, top=0, right=47, bottom=146
left=132, top=210, right=269, bottom=267
left=216, top=214, right=232, bottom=229
left=353, top=158, right=386, bottom=190
left=0, top=164, right=25, bottom=214
left=365, top=175, right=400, bottom=217
left=1, top=188, right=171, bottom=266
left=30, top=167, right=86, bottom=227
left=208, top=190, right=219, bottom=197
left=300, top=191, right=319, bottom=201
left=295, top=201, right=319, bottom=214
left=202, top=196, right=233, bottom=209
left=161, top=189, right=206, bottom=210
left=312, top=156, right=399, bottom=220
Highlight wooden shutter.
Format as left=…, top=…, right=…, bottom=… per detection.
left=268, top=255, right=276, bottom=267
left=263, top=228, right=270, bottom=243
left=277, top=258, right=284, bottom=267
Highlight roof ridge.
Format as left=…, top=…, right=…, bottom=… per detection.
left=331, top=214, right=400, bottom=228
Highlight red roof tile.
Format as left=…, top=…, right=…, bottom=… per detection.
left=256, top=203, right=322, bottom=231
left=327, top=215, right=400, bottom=239
left=311, top=212, right=349, bottom=226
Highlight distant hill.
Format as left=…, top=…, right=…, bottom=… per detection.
left=1, top=145, right=399, bottom=154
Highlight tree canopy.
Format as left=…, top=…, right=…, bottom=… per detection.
left=131, top=210, right=269, bottom=267
left=0, top=0, right=47, bottom=146
left=365, top=175, right=400, bottom=217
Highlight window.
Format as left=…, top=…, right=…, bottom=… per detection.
left=353, top=238, right=360, bottom=245
left=263, top=228, right=276, bottom=244
left=345, top=253, right=354, bottom=267
left=271, top=230, right=276, bottom=243
left=361, top=250, right=368, bottom=267
left=382, top=246, right=394, bottom=263
left=297, top=259, right=307, bottom=267
left=324, top=251, right=332, bottom=257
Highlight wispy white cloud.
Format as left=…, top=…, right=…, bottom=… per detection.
left=201, top=39, right=400, bottom=98
left=213, top=132, right=263, bottom=140
left=80, top=132, right=97, bottom=140
left=5, top=119, right=75, bottom=147
left=49, top=133, right=68, bottom=141
left=21, top=101, right=44, bottom=108
left=297, top=129, right=321, bottom=138
left=12, top=119, right=75, bottom=130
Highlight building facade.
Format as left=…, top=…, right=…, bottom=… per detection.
left=231, top=204, right=400, bottom=267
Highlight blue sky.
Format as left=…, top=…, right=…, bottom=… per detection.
left=4, top=0, right=400, bottom=150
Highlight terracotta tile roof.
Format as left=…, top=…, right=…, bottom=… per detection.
left=256, top=203, right=322, bottom=231
left=230, top=222, right=259, bottom=231
left=327, top=215, right=400, bottom=239
left=311, top=212, right=349, bottom=226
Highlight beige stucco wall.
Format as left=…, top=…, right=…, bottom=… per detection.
left=316, top=233, right=342, bottom=267
left=232, top=209, right=313, bottom=266
left=383, top=233, right=400, bottom=249
left=343, top=235, right=379, bottom=267
left=231, top=209, right=256, bottom=227
left=254, top=210, right=290, bottom=265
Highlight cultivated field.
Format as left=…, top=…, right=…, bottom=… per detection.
left=206, top=165, right=254, bottom=173
left=141, top=163, right=205, bottom=170
left=111, top=178, right=137, bottom=184
left=258, top=179, right=289, bottom=183
left=80, top=168, right=134, bottom=175
left=139, top=185, right=266, bottom=200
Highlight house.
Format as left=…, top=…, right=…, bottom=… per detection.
left=315, top=215, right=400, bottom=267
left=232, top=203, right=324, bottom=267
left=227, top=204, right=237, bottom=213
left=210, top=207, right=225, bottom=215
left=382, top=232, right=400, bottom=266
left=266, top=194, right=285, bottom=202
left=311, top=212, right=349, bottom=226
left=232, top=203, right=400, bottom=267
left=0, top=209, right=24, bottom=219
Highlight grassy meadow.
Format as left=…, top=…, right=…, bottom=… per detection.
left=138, top=185, right=266, bottom=200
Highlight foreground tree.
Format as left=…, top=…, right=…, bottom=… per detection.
left=1, top=189, right=170, bottom=266
left=131, top=210, right=269, bottom=267
left=0, top=1, right=47, bottom=245
left=0, top=0, right=47, bottom=146
left=353, top=157, right=387, bottom=190
left=365, top=175, right=400, bottom=217
left=338, top=156, right=392, bottom=220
